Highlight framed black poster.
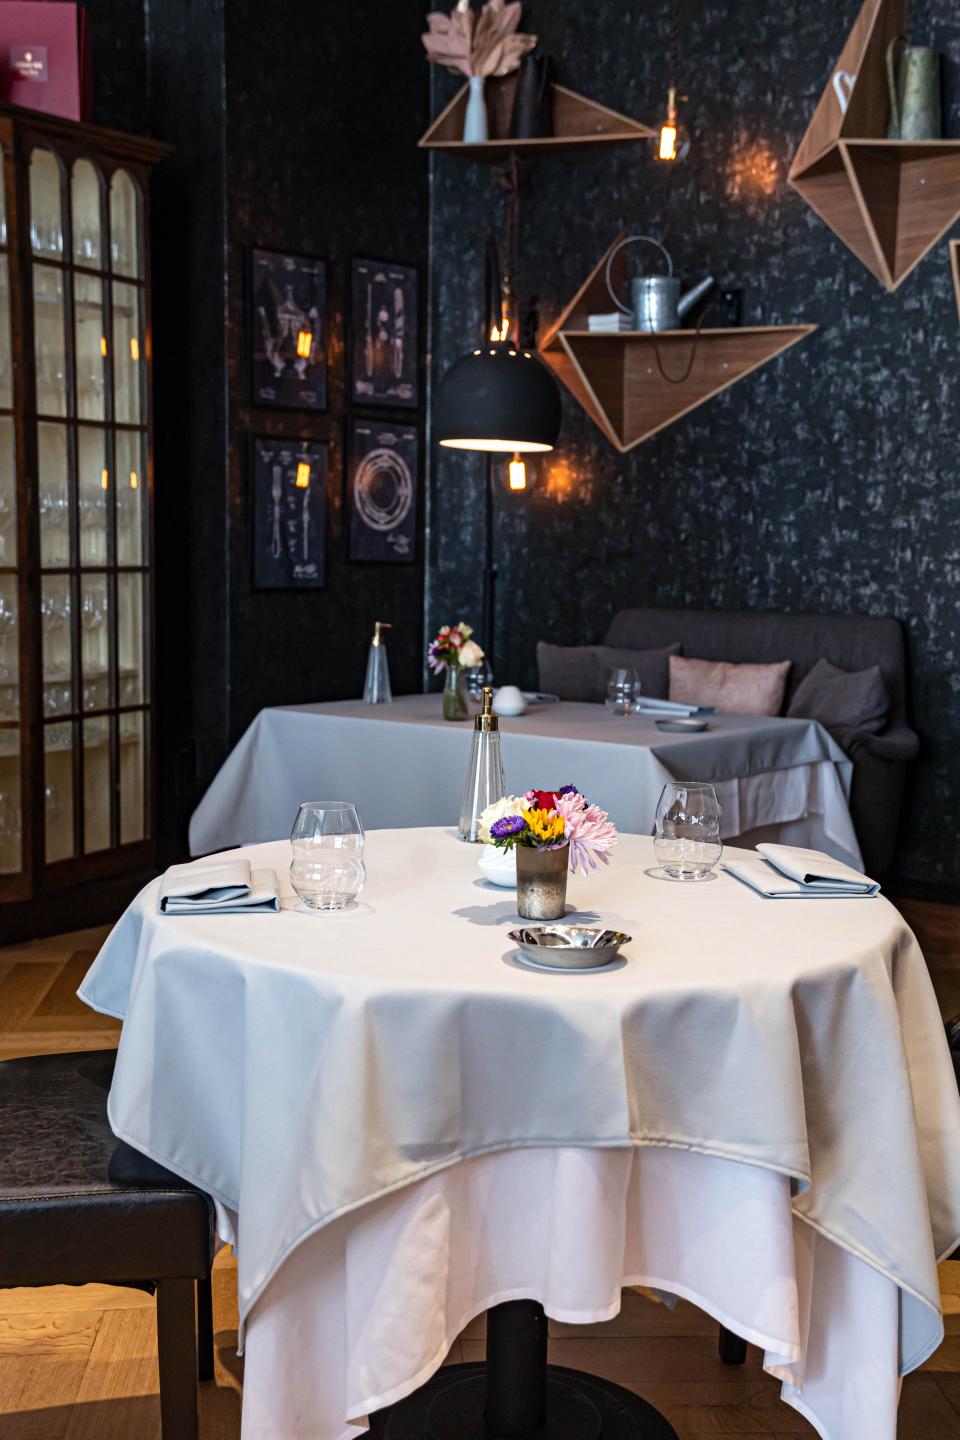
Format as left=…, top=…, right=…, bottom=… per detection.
left=252, top=437, right=328, bottom=589
left=250, top=248, right=327, bottom=411
left=350, top=257, right=418, bottom=408
left=348, top=418, right=418, bottom=564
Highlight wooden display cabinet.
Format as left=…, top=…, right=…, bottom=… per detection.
left=0, top=105, right=167, bottom=934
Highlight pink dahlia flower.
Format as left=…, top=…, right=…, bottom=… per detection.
left=554, top=791, right=618, bottom=875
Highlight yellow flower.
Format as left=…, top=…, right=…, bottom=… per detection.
left=521, top=807, right=566, bottom=844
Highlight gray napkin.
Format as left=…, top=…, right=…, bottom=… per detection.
left=160, top=858, right=280, bottom=914
left=724, top=844, right=879, bottom=899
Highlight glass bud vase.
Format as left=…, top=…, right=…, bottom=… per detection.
left=443, top=664, right=470, bottom=722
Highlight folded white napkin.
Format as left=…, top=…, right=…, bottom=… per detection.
left=160, top=858, right=280, bottom=914
left=633, top=697, right=716, bottom=717
left=723, top=843, right=879, bottom=899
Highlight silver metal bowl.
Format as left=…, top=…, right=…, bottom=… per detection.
left=507, top=926, right=632, bottom=970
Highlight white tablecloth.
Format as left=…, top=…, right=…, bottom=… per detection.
left=188, top=696, right=862, bottom=867
left=78, top=829, right=960, bottom=1438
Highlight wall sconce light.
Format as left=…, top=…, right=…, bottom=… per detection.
left=129, top=337, right=140, bottom=361
left=295, top=461, right=311, bottom=488
left=129, top=471, right=139, bottom=490
left=296, top=330, right=313, bottom=359
left=508, top=454, right=527, bottom=491
left=100, top=468, right=109, bottom=491
left=99, top=336, right=108, bottom=358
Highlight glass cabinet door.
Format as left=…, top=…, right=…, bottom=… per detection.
left=0, top=145, right=19, bottom=879
left=29, top=145, right=150, bottom=866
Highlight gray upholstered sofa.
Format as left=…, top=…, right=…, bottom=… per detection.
left=599, top=608, right=918, bottom=877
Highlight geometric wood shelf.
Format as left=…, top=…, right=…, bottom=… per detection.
left=790, top=0, right=960, bottom=292
left=540, top=236, right=817, bottom=452
left=951, top=240, right=960, bottom=322
left=419, top=74, right=654, bottom=164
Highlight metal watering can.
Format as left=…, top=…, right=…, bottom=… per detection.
left=886, top=35, right=941, bottom=140
left=605, top=235, right=715, bottom=334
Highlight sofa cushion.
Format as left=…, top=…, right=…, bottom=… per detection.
left=537, top=641, right=680, bottom=703
left=786, top=658, right=890, bottom=746
left=669, top=655, right=791, bottom=716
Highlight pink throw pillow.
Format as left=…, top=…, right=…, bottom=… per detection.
left=669, top=655, right=791, bottom=716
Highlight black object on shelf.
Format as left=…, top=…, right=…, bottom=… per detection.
left=699, top=287, right=744, bottom=329
left=509, top=51, right=554, bottom=138
left=367, top=1298, right=679, bottom=1439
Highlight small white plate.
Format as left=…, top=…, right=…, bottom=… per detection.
left=655, top=717, right=709, bottom=733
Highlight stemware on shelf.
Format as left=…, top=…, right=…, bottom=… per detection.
left=653, top=781, right=723, bottom=880
left=289, top=801, right=366, bottom=911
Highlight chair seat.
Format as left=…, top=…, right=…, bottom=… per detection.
left=0, top=1050, right=213, bottom=1288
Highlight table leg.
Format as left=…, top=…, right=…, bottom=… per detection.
left=368, top=1299, right=679, bottom=1439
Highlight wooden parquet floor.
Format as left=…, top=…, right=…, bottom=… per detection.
left=0, top=916, right=959, bottom=1438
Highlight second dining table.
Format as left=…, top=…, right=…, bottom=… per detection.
left=78, top=825, right=960, bottom=1440
left=188, top=695, right=862, bottom=867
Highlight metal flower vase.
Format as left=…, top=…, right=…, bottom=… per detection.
left=516, top=843, right=569, bottom=921
left=443, top=665, right=470, bottom=721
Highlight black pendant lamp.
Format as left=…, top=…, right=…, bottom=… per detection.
left=435, top=239, right=561, bottom=454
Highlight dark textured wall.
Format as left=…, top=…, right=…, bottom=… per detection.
left=224, top=1, right=429, bottom=743
left=83, top=0, right=429, bottom=857
left=427, top=0, right=960, bottom=890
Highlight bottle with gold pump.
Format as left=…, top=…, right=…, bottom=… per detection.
left=458, top=686, right=505, bottom=842
left=363, top=621, right=392, bottom=705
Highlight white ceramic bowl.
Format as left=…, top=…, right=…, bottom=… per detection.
left=493, top=685, right=527, bottom=717
left=478, top=845, right=517, bottom=888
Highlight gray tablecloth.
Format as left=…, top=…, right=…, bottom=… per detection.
left=188, top=695, right=857, bottom=861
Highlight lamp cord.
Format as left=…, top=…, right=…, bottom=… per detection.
left=669, top=0, right=684, bottom=91
left=646, top=295, right=717, bottom=385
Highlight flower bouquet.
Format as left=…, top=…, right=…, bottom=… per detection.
left=427, top=622, right=485, bottom=721
left=479, top=785, right=617, bottom=919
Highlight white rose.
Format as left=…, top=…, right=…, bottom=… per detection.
left=458, top=639, right=485, bottom=668
left=478, top=795, right=524, bottom=844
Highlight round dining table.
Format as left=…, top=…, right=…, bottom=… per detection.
left=78, top=827, right=960, bottom=1440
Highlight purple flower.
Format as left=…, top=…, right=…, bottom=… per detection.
left=490, top=815, right=527, bottom=840
left=557, top=784, right=580, bottom=797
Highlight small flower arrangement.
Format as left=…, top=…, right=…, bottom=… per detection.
left=427, top=622, right=485, bottom=673
left=480, top=786, right=617, bottom=875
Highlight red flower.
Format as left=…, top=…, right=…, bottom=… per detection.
left=530, top=789, right=559, bottom=812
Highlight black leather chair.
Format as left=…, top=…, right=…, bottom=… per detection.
left=0, top=1050, right=216, bottom=1439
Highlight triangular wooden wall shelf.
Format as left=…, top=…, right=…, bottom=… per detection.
left=419, top=76, right=654, bottom=163
left=951, top=240, right=960, bottom=322
left=790, top=0, right=960, bottom=291
left=540, top=237, right=817, bottom=452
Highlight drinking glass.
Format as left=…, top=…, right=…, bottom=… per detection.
left=653, top=781, right=723, bottom=880
left=605, top=667, right=640, bottom=716
left=290, top=801, right=366, bottom=911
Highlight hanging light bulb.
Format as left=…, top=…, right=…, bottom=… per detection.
left=508, top=454, right=527, bottom=491
left=657, top=85, right=690, bottom=161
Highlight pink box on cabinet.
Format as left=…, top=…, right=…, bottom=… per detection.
left=0, top=2, right=91, bottom=122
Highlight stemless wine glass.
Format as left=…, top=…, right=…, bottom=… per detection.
left=290, top=801, right=366, bottom=911
left=605, top=667, right=640, bottom=716
left=653, top=782, right=723, bottom=880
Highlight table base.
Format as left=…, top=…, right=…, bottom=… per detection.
left=368, top=1302, right=678, bottom=1440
